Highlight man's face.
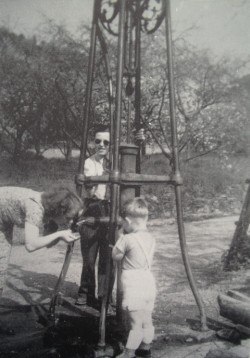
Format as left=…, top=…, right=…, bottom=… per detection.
left=94, top=131, right=110, bottom=157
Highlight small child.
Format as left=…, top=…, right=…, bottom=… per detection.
left=112, top=197, right=156, bottom=358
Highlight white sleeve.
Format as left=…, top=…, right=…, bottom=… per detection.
left=84, top=158, right=95, bottom=177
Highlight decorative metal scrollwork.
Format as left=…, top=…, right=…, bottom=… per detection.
left=98, top=0, right=165, bottom=36
left=139, top=0, right=166, bottom=34
left=99, top=0, right=120, bottom=36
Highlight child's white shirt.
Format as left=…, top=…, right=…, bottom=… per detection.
left=113, top=230, right=155, bottom=270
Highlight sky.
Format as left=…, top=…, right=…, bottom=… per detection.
left=0, top=0, right=250, bottom=63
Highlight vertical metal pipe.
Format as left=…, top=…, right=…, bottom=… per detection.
left=98, top=0, right=127, bottom=346
left=113, top=0, right=126, bottom=173
left=96, top=25, right=115, bottom=166
left=134, top=0, right=141, bottom=194
left=134, top=1, right=141, bottom=137
left=117, top=144, right=138, bottom=326
left=164, top=0, right=207, bottom=330
left=126, top=8, right=133, bottom=143
left=77, top=0, right=99, bottom=193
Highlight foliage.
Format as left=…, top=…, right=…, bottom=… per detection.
left=141, top=153, right=246, bottom=219
left=0, top=25, right=249, bottom=165
left=0, top=25, right=109, bottom=161
left=139, top=31, right=250, bottom=163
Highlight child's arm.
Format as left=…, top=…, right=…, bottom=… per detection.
left=112, top=235, right=126, bottom=261
left=112, top=246, right=124, bottom=261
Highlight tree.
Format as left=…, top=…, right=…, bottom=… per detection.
left=36, top=23, right=110, bottom=160
left=0, top=29, right=40, bottom=161
left=138, top=31, right=249, bottom=164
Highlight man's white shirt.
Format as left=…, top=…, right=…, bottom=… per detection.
left=84, top=155, right=106, bottom=200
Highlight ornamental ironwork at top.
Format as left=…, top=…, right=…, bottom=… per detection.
left=98, top=0, right=166, bottom=35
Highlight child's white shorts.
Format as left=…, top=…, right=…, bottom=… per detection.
left=121, top=269, right=156, bottom=312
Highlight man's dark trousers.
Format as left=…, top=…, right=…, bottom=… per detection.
left=78, top=199, right=109, bottom=305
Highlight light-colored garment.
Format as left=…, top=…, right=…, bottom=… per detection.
left=84, top=155, right=106, bottom=200
left=121, top=269, right=156, bottom=311
left=0, top=187, right=44, bottom=292
left=0, top=187, right=44, bottom=232
left=114, top=230, right=156, bottom=311
left=114, top=231, right=155, bottom=270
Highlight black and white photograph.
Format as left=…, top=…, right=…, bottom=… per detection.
left=0, top=1, right=250, bottom=357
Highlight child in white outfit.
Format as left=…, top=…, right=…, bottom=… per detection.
left=112, top=198, right=156, bottom=358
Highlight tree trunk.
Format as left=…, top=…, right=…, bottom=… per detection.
left=65, top=140, right=72, bottom=161
left=13, top=131, right=23, bottom=163
left=34, top=117, right=42, bottom=157
left=34, top=139, right=41, bottom=157
left=224, top=182, right=250, bottom=270
left=141, top=142, right=146, bottom=156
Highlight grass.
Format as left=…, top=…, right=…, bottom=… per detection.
left=0, top=153, right=78, bottom=191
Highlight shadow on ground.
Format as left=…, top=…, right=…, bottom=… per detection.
left=2, top=263, right=79, bottom=306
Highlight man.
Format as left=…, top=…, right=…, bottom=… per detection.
left=76, top=125, right=145, bottom=306
left=76, top=124, right=110, bottom=306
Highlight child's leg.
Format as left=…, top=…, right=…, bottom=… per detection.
left=142, top=310, right=154, bottom=344
left=136, top=310, right=154, bottom=354
left=121, top=310, right=143, bottom=358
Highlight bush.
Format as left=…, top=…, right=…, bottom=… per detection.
left=142, top=154, right=247, bottom=217
left=0, top=152, right=248, bottom=219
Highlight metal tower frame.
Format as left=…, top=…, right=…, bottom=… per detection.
left=50, top=0, right=207, bottom=349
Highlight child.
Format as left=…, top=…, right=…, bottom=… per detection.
left=112, top=197, right=156, bottom=358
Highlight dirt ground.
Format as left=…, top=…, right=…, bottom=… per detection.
left=1, top=215, right=250, bottom=357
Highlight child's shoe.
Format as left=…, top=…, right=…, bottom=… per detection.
left=135, top=348, right=151, bottom=358
left=135, top=343, right=152, bottom=358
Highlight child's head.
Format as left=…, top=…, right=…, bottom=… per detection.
left=121, top=197, right=148, bottom=233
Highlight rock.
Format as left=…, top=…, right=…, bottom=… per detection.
left=236, top=324, right=250, bottom=337
left=227, top=290, right=250, bottom=304
left=218, top=294, right=250, bottom=328
left=216, top=328, right=241, bottom=344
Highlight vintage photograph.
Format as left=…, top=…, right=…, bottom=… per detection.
left=0, top=0, right=250, bottom=357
